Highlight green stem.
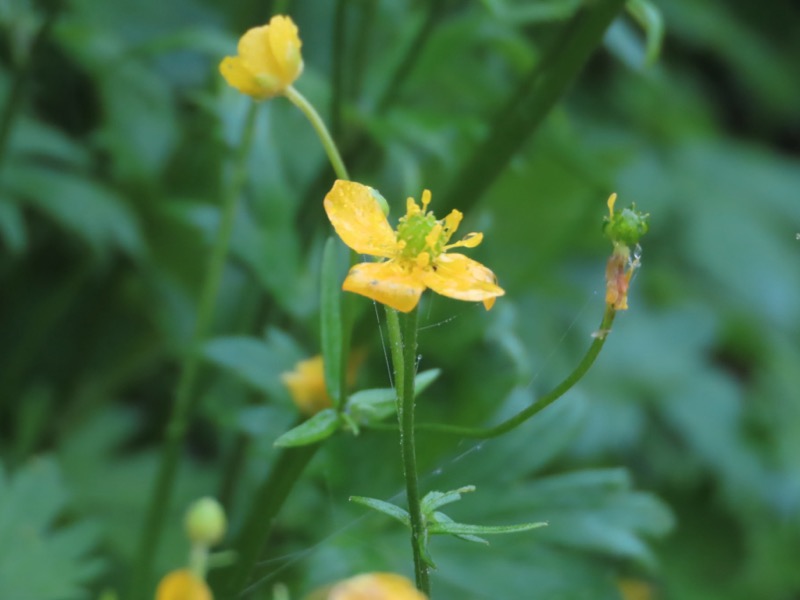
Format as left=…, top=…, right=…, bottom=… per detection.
left=416, top=307, right=617, bottom=438
left=386, top=307, right=431, bottom=594
left=285, top=85, right=350, bottom=181
left=130, top=103, right=260, bottom=599
left=213, top=441, right=320, bottom=596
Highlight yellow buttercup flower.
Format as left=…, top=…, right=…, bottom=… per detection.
left=281, top=355, right=331, bottom=416
left=219, top=15, right=303, bottom=100
left=155, top=569, right=212, bottom=600
left=308, top=572, right=427, bottom=600
left=324, top=180, right=504, bottom=313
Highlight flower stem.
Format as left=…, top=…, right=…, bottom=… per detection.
left=130, top=103, right=260, bottom=599
left=285, top=85, right=350, bottom=181
left=386, top=307, right=431, bottom=594
left=415, top=306, right=617, bottom=438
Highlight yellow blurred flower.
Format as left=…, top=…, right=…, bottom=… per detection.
left=618, top=578, right=654, bottom=600
left=324, top=180, right=504, bottom=313
left=219, top=15, right=303, bottom=100
left=310, top=572, right=427, bottom=600
left=281, top=355, right=331, bottom=416
left=155, top=570, right=212, bottom=600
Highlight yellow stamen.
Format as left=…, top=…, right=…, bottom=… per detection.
left=421, top=189, right=432, bottom=211
left=607, top=193, right=617, bottom=218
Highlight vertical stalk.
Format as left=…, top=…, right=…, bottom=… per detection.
left=285, top=85, right=350, bottom=181
left=385, top=307, right=430, bottom=593
left=130, top=103, right=259, bottom=599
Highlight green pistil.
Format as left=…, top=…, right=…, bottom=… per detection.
left=397, top=212, right=440, bottom=259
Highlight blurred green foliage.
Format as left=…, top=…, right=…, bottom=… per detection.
left=1, top=0, right=799, bottom=598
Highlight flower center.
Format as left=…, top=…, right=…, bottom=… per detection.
left=395, top=190, right=452, bottom=267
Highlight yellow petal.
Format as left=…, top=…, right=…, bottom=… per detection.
left=237, top=24, right=283, bottom=82
left=281, top=356, right=332, bottom=416
left=266, top=15, right=304, bottom=84
left=155, top=570, right=212, bottom=600
left=326, top=572, right=427, bottom=600
left=422, top=253, right=504, bottom=309
left=219, top=56, right=270, bottom=100
left=445, top=231, right=483, bottom=250
left=343, top=261, right=425, bottom=313
left=324, top=180, right=398, bottom=257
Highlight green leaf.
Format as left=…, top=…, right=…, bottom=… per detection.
left=429, top=511, right=488, bottom=545
left=203, top=330, right=301, bottom=399
left=321, top=237, right=344, bottom=407
left=0, top=199, right=27, bottom=254
left=428, top=513, right=547, bottom=537
left=348, top=368, right=441, bottom=423
left=274, top=409, right=341, bottom=447
left=3, top=165, right=143, bottom=257
left=0, top=458, right=103, bottom=600
left=626, top=0, right=664, bottom=66
left=421, top=485, right=476, bottom=515
left=349, top=496, right=410, bottom=527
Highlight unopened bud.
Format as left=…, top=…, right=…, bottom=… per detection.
left=185, top=497, right=227, bottom=546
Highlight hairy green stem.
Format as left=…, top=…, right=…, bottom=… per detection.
left=130, top=103, right=259, bottom=599
left=386, top=307, right=431, bottom=593
left=416, top=307, right=617, bottom=438
left=285, top=85, right=350, bottom=181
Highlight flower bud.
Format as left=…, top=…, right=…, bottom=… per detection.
left=602, top=193, right=649, bottom=247
left=185, top=497, right=227, bottom=547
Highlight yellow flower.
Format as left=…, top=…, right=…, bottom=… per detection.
left=219, top=15, right=303, bottom=100
left=618, top=578, right=654, bottom=600
left=281, top=355, right=330, bottom=415
left=155, top=570, right=212, bottom=600
left=309, top=572, right=427, bottom=600
left=324, top=180, right=504, bottom=313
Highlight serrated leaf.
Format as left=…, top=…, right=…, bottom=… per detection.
left=274, top=409, right=341, bottom=447
left=0, top=458, right=103, bottom=600
left=349, top=496, right=410, bottom=527
left=421, top=485, right=476, bottom=515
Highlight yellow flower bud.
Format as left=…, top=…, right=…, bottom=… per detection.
left=219, top=15, right=303, bottom=100
left=155, top=569, right=212, bottom=600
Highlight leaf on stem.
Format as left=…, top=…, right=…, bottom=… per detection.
left=274, top=409, right=341, bottom=447
left=349, top=496, right=410, bottom=527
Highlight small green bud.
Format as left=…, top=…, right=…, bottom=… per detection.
left=369, top=187, right=390, bottom=216
left=602, top=193, right=649, bottom=246
left=185, top=497, right=227, bottom=546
